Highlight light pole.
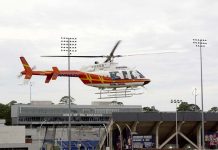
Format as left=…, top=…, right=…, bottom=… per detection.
left=193, top=38, right=207, bottom=150
left=61, top=37, right=77, bottom=150
left=192, top=88, right=198, bottom=111
left=18, top=81, right=33, bottom=103
left=38, top=119, right=47, bottom=150
left=29, top=81, right=32, bottom=103
left=171, top=99, right=182, bottom=149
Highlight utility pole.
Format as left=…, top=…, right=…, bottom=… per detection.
left=171, top=99, right=182, bottom=149
left=29, top=82, right=32, bottom=103
left=61, top=37, right=77, bottom=150
left=193, top=38, right=207, bottom=150
left=192, top=88, right=198, bottom=111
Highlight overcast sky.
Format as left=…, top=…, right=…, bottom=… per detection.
left=0, top=0, right=217, bottom=111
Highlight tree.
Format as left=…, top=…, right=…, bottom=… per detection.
left=111, top=101, right=117, bottom=104
left=59, top=96, right=75, bottom=104
left=7, top=100, right=17, bottom=106
left=208, top=107, right=218, bottom=112
left=117, top=102, right=123, bottom=105
left=111, top=101, right=123, bottom=105
left=177, top=102, right=200, bottom=111
left=143, top=106, right=158, bottom=112
left=0, top=103, right=11, bottom=125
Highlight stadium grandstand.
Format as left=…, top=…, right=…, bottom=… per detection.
left=11, top=100, right=142, bottom=150
left=10, top=101, right=218, bottom=149
left=98, top=112, right=218, bottom=150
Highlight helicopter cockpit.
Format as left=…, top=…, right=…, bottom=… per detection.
left=109, top=70, right=145, bottom=80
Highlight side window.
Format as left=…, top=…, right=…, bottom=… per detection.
left=109, top=71, right=121, bottom=80
left=136, top=70, right=145, bottom=78
left=130, top=71, right=137, bottom=79
left=122, top=71, right=129, bottom=79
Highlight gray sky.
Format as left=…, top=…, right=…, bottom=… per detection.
left=0, top=0, right=217, bottom=111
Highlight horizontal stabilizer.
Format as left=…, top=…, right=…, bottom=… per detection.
left=45, top=75, right=52, bottom=83
left=52, top=67, right=59, bottom=80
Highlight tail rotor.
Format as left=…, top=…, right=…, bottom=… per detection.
left=19, top=57, right=35, bottom=81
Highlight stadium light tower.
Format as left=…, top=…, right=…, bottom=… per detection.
left=193, top=38, right=207, bottom=150
left=192, top=88, right=198, bottom=111
left=171, top=99, right=182, bottom=149
left=61, top=37, right=77, bottom=150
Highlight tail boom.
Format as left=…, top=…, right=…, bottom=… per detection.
left=20, top=56, right=85, bottom=83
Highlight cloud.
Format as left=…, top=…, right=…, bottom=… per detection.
left=0, top=0, right=217, bottom=111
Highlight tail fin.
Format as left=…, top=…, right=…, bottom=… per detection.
left=20, top=56, right=32, bottom=79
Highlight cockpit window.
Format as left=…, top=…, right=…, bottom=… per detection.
left=109, top=71, right=121, bottom=80
left=122, top=71, right=128, bottom=79
left=136, top=70, right=145, bottom=78
left=130, top=71, right=137, bottom=79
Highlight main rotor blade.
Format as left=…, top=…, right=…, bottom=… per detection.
left=41, top=55, right=107, bottom=58
left=104, top=40, right=121, bottom=63
left=110, top=40, right=121, bottom=56
left=114, top=50, right=180, bottom=57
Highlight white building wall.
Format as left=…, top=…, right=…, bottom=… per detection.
left=0, top=126, right=25, bottom=144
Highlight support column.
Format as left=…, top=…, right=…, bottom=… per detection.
left=159, top=132, right=176, bottom=149
left=179, top=132, right=199, bottom=149
left=155, top=121, right=163, bottom=149
left=159, top=122, right=184, bottom=149
left=197, top=123, right=202, bottom=149
left=109, top=126, right=113, bottom=150
left=131, top=121, right=139, bottom=132
left=125, top=124, right=133, bottom=150
left=115, top=123, right=123, bottom=150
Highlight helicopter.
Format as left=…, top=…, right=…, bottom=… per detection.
left=19, top=40, right=164, bottom=98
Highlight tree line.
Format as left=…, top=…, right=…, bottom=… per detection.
left=0, top=100, right=17, bottom=125
left=143, top=102, right=218, bottom=112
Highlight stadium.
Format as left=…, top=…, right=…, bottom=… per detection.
left=4, top=100, right=217, bottom=150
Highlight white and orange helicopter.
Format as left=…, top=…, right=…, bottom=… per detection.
left=19, top=40, right=174, bottom=98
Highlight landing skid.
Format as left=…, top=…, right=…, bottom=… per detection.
left=96, top=87, right=144, bottom=99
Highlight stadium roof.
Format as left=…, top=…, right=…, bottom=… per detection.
left=112, top=112, right=218, bottom=122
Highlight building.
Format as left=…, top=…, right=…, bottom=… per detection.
left=0, top=119, right=32, bottom=150
left=10, top=101, right=218, bottom=149
left=11, top=101, right=142, bottom=127
left=98, top=112, right=218, bottom=150
left=11, top=101, right=142, bottom=150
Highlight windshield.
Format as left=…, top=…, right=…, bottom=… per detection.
left=136, top=70, right=145, bottom=78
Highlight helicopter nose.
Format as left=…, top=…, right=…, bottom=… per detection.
left=143, top=79, right=151, bottom=85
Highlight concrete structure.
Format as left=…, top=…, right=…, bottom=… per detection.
left=0, top=126, right=25, bottom=144
left=10, top=101, right=142, bottom=150
left=11, top=101, right=142, bottom=127
left=0, top=119, right=32, bottom=149
left=99, top=112, right=218, bottom=150
left=10, top=101, right=218, bottom=149
left=0, top=119, right=5, bottom=126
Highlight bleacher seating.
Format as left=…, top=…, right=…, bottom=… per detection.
left=42, top=127, right=101, bottom=149
left=57, top=140, right=99, bottom=150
